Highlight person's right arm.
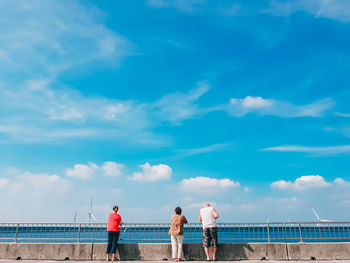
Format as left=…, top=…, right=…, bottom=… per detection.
left=199, top=213, right=202, bottom=222
left=213, top=208, right=219, bottom=219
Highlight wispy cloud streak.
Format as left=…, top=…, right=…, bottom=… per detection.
left=263, top=145, right=350, bottom=155
left=147, top=0, right=205, bottom=13
left=222, top=96, right=334, bottom=118
left=176, top=143, right=231, bottom=157
left=266, top=0, right=350, bottom=22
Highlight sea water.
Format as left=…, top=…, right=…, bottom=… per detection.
left=1, top=225, right=350, bottom=243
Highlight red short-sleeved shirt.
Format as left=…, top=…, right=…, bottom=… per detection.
left=107, top=213, right=122, bottom=231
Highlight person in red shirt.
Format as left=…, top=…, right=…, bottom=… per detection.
left=106, top=205, right=122, bottom=261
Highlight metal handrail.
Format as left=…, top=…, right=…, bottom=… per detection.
left=1, top=222, right=350, bottom=243
left=1, top=222, right=348, bottom=226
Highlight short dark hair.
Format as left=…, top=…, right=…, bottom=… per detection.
left=113, top=205, right=119, bottom=212
left=175, top=206, right=182, bottom=215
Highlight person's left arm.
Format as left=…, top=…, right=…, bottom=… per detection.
left=119, top=216, right=123, bottom=226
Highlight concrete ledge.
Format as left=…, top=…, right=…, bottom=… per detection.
left=185, top=243, right=288, bottom=261
left=287, top=243, right=350, bottom=260
left=1, top=242, right=350, bottom=261
left=95, top=243, right=288, bottom=261
left=93, top=244, right=160, bottom=261
left=0, top=243, right=92, bottom=260
left=0, top=243, right=287, bottom=261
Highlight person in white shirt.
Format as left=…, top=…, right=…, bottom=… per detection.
left=199, top=203, right=219, bottom=261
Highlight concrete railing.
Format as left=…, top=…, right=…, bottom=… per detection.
left=1, top=242, right=350, bottom=261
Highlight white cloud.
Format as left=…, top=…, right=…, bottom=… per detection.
left=271, top=180, right=291, bottom=190
left=0, top=86, right=172, bottom=145
left=20, top=172, right=71, bottom=192
left=147, top=0, right=205, bottom=13
left=128, top=162, right=172, bottom=181
left=263, top=145, right=350, bottom=155
left=334, top=178, right=350, bottom=186
left=102, top=162, right=124, bottom=177
left=2, top=166, right=350, bottom=222
left=66, top=163, right=98, bottom=179
left=2, top=91, right=328, bottom=144
left=239, top=96, right=273, bottom=109
left=266, top=0, right=350, bottom=23
left=0, top=169, right=74, bottom=221
left=271, top=175, right=331, bottom=191
left=2, top=171, right=71, bottom=194
left=0, top=178, right=9, bottom=188
left=0, top=79, right=207, bottom=145
left=66, top=161, right=124, bottom=179
left=0, top=74, right=334, bottom=146
left=225, top=96, right=334, bottom=117
left=180, top=176, right=239, bottom=193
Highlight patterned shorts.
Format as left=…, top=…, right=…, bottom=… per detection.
left=203, top=227, right=218, bottom=248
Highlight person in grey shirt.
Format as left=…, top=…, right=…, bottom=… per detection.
left=199, top=203, right=219, bottom=261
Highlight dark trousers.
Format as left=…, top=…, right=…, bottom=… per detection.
left=106, top=231, right=120, bottom=254
left=203, top=227, right=218, bottom=248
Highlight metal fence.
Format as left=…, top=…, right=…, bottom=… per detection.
left=1, top=222, right=350, bottom=243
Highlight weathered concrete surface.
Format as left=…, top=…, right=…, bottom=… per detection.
left=136, top=244, right=173, bottom=261
left=90, top=243, right=286, bottom=261
left=93, top=244, right=143, bottom=260
left=2, top=261, right=350, bottom=263
left=1, top=243, right=350, bottom=261
left=184, top=243, right=288, bottom=261
left=93, top=243, right=185, bottom=260
left=0, top=243, right=92, bottom=260
left=288, top=243, right=350, bottom=260
left=0, top=243, right=286, bottom=261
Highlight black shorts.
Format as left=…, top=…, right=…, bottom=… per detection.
left=203, top=227, right=218, bottom=248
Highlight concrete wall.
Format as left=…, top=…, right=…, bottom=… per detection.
left=0, top=243, right=92, bottom=260
left=92, top=243, right=287, bottom=261
left=287, top=243, right=350, bottom=260
left=0, top=242, right=349, bottom=261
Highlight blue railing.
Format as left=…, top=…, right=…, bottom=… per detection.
left=1, top=222, right=350, bottom=243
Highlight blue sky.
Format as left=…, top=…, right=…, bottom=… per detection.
left=1, top=0, right=350, bottom=223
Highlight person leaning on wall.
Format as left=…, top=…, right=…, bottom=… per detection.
left=199, top=203, right=219, bottom=261
left=169, top=206, right=188, bottom=261
left=106, top=205, right=122, bottom=261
